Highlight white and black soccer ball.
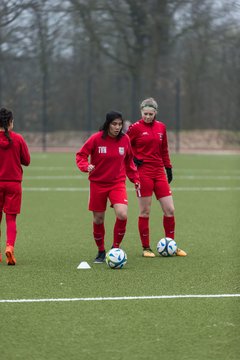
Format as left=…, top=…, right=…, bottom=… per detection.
left=106, top=248, right=127, bottom=269
left=157, top=237, right=177, bottom=257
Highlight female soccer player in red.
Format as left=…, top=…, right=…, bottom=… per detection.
left=0, top=107, right=30, bottom=265
left=76, top=111, right=140, bottom=263
left=127, top=98, right=187, bottom=258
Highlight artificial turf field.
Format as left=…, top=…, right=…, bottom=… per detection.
left=0, top=152, right=239, bottom=360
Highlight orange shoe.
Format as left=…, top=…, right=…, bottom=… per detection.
left=176, top=248, right=187, bottom=257
left=5, top=246, right=16, bottom=265
left=142, top=248, right=156, bottom=258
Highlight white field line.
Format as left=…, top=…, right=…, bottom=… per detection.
left=23, top=187, right=89, bottom=191
left=29, top=166, right=69, bottom=171
left=175, top=169, right=240, bottom=174
left=0, top=294, right=239, bottom=304
left=22, top=187, right=240, bottom=192
left=24, top=175, right=240, bottom=180
left=177, top=175, right=240, bottom=180
left=24, top=175, right=84, bottom=179
left=28, top=167, right=240, bottom=173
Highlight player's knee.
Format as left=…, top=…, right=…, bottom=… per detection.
left=164, top=206, right=174, bottom=217
left=93, top=215, right=104, bottom=224
left=117, top=212, right=127, bottom=221
left=140, top=208, right=150, bottom=217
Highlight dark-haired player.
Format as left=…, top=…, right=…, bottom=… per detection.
left=0, top=107, right=30, bottom=265
left=127, top=98, right=187, bottom=258
left=76, top=111, right=140, bottom=263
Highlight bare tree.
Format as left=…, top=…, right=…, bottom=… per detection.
left=0, top=0, right=240, bottom=139
left=0, top=0, right=26, bottom=105
left=23, top=0, right=68, bottom=148
left=68, top=0, right=177, bottom=119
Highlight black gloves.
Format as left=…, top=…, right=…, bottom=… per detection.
left=133, top=157, right=143, bottom=167
left=165, top=168, right=173, bottom=184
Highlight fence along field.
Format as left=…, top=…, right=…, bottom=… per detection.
left=21, top=130, right=240, bottom=153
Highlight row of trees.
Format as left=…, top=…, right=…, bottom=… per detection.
left=0, top=0, right=240, bottom=134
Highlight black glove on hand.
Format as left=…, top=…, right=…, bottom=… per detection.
left=165, top=168, right=173, bottom=184
left=133, top=157, right=143, bottom=167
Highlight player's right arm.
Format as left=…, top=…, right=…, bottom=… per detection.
left=76, top=135, right=95, bottom=173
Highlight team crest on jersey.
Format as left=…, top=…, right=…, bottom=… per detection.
left=119, top=147, right=124, bottom=155
left=98, top=146, right=107, bottom=153
left=158, top=133, right=163, bottom=140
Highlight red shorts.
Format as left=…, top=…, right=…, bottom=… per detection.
left=138, top=165, right=172, bottom=199
left=89, top=181, right=128, bottom=212
left=0, top=182, right=22, bottom=214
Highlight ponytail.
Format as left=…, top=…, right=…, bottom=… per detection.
left=0, top=108, right=13, bottom=143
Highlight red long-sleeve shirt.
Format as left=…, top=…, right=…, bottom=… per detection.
left=76, top=131, right=139, bottom=184
left=127, top=119, right=172, bottom=168
left=0, top=131, right=31, bottom=182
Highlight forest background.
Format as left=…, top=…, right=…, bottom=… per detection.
left=0, top=0, right=240, bottom=151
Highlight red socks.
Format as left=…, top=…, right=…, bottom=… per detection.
left=138, top=216, right=150, bottom=248
left=93, top=222, right=105, bottom=251
left=94, top=219, right=127, bottom=250
left=113, top=218, right=127, bottom=248
left=138, top=216, right=175, bottom=248
left=163, top=215, right=175, bottom=239
left=6, top=214, right=17, bottom=247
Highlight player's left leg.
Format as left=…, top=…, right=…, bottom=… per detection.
left=0, top=184, right=4, bottom=262
left=159, top=195, right=175, bottom=238
left=109, top=183, right=128, bottom=248
left=3, top=182, right=21, bottom=265
left=159, top=195, right=187, bottom=257
left=112, top=204, right=128, bottom=248
left=5, top=213, right=17, bottom=265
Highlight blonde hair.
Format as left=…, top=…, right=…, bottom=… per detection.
left=140, top=97, right=158, bottom=111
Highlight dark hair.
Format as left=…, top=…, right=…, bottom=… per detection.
left=100, top=110, right=124, bottom=139
left=0, top=107, right=13, bottom=143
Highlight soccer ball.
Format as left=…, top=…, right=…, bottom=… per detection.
left=157, top=237, right=177, bottom=257
left=106, top=248, right=127, bottom=269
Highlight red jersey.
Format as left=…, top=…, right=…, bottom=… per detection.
left=127, top=119, right=172, bottom=168
left=76, top=131, right=139, bottom=184
left=0, top=131, right=31, bottom=182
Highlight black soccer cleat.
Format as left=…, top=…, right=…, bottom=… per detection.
left=94, top=250, right=106, bottom=263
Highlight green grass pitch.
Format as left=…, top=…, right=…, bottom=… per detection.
left=0, top=153, right=239, bottom=360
